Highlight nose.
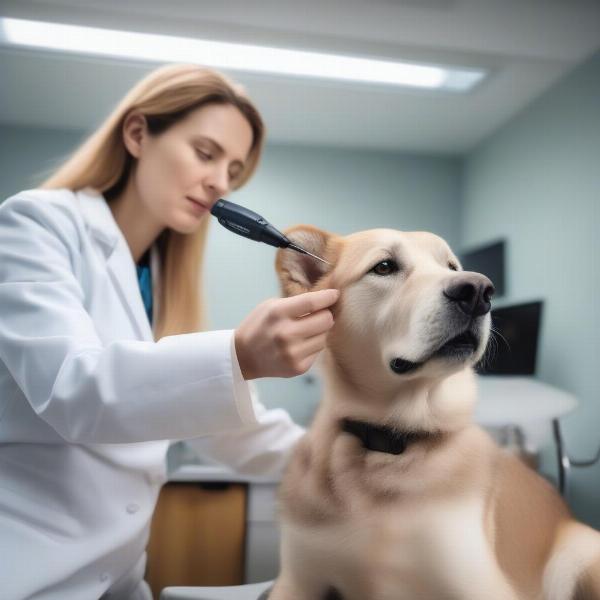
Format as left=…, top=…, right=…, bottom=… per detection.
left=205, top=164, right=229, bottom=198
left=443, top=273, right=495, bottom=317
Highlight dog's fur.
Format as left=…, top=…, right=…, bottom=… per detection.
left=269, top=226, right=600, bottom=600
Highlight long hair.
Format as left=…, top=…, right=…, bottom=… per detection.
left=41, top=64, right=265, bottom=339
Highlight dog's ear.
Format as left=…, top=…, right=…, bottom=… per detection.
left=275, top=225, right=337, bottom=297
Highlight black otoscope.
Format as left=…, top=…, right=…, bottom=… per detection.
left=210, top=199, right=331, bottom=265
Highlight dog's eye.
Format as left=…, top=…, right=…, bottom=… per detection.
left=371, top=260, right=399, bottom=276
left=448, top=262, right=459, bottom=271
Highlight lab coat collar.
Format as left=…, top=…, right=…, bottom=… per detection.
left=76, top=187, right=121, bottom=256
left=76, top=188, right=154, bottom=341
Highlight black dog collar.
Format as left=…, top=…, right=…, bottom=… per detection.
left=341, top=418, right=430, bottom=455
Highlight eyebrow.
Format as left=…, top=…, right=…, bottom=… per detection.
left=193, top=135, right=246, bottom=171
left=374, top=243, right=404, bottom=260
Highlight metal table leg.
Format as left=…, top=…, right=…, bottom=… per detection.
left=552, top=418, right=600, bottom=498
left=552, top=418, right=571, bottom=496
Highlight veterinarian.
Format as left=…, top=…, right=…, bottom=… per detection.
left=0, top=63, right=339, bottom=599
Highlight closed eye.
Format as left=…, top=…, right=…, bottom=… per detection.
left=195, top=148, right=212, bottom=161
left=369, top=259, right=400, bottom=276
left=448, top=262, right=460, bottom=271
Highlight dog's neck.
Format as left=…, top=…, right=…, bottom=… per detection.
left=320, top=350, right=478, bottom=435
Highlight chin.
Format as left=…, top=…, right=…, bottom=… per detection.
left=170, top=213, right=208, bottom=235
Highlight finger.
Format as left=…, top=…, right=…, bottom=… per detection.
left=288, top=309, right=334, bottom=339
left=295, top=347, right=325, bottom=375
left=281, top=289, right=339, bottom=318
left=293, top=332, right=328, bottom=360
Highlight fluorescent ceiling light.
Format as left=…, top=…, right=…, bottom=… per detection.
left=0, top=17, right=486, bottom=91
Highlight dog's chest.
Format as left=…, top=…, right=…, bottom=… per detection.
left=284, top=497, right=503, bottom=599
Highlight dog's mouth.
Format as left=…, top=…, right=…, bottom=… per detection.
left=434, top=330, right=479, bottom=359
left=390, top=329, right=480, bottom=375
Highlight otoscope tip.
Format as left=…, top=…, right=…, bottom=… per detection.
left=288, top=243, right=332, bottom=266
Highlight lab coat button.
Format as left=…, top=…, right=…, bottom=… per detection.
left=100, top=572, right=110, bottom=582
left=126, top=503, right=140, bottom=514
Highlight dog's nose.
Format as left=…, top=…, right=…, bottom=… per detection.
left=443, top=274, right=495, bottom=317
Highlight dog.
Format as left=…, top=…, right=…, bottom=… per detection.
left=267, top=225, right=600, bottom=600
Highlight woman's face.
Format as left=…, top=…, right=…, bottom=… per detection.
left=131, top=103, right=254, bottom=234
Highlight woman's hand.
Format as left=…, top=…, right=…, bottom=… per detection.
left=234, top=289, right=339, bottom=380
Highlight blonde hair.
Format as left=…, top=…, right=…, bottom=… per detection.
left=42, top=64, right=265, bottom=339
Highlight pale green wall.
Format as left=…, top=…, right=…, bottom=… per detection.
left=462, top=51, right=600, bottom=527
left=0, top=124, right=83, bottom=201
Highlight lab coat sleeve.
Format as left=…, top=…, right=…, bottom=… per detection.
left=185, top=377, right=306, bottom=480
left=0, top=194, right=258, bottom=443
left=184, top=336, right=306, bottom=480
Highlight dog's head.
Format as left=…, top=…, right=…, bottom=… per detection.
left=276, top=226, right=494, bottom=427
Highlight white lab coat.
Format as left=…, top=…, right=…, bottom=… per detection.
left=0, top=188, right=304, bottom=600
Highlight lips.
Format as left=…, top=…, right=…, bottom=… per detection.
left=186, top=197, right=209, bottom=216
left=389, top=329, right=479, bottom=375
left=186, top=196, right=207, bottom=209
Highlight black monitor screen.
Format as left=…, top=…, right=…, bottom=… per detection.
left=460, top=240, right=505, bottom=298
left=476, top=301, right=543, bottom=376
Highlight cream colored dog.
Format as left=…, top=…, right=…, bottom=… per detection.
left=268, top=226, right=600, bottom=600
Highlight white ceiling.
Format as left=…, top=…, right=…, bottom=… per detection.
left=1, top=0, right=599, bottom=154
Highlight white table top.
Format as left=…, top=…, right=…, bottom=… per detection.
left=474, top=375, right=578, bottom=426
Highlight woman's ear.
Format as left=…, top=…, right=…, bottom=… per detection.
left=275, top=225, right=338, bottom=297
left=122, top=112, right=147, bottom=159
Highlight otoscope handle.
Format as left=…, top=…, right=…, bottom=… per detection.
left=210, top=199, right=291, bottom=248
